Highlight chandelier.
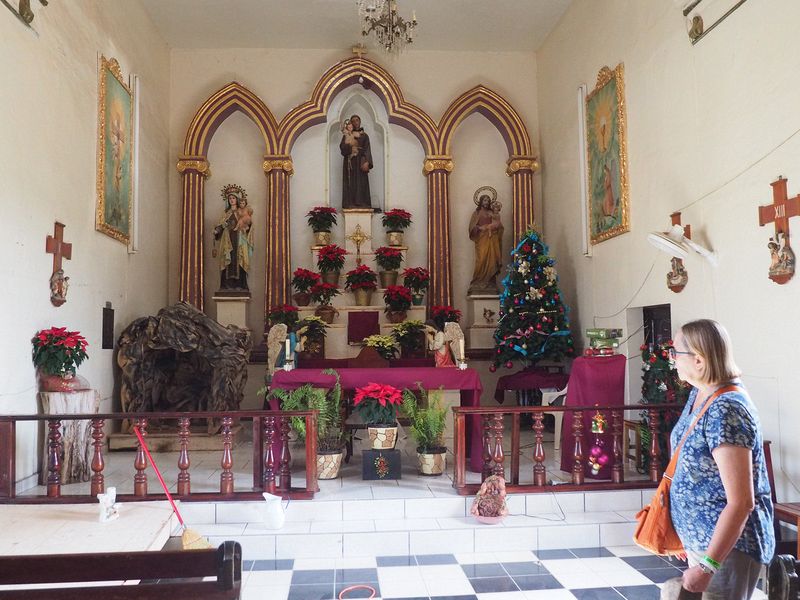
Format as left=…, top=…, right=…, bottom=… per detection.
left=357, top=0, right=417, bottom=54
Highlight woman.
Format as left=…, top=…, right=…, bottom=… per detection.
left=665, top=319, right=774, bottom=599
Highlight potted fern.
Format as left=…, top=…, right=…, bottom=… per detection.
left=402, top=385, right=448, bottom=475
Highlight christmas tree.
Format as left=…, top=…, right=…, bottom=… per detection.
left=491, top=229, right=575, bottom=371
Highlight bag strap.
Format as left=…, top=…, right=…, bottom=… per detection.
left=664, top=384, right=739, bottom=479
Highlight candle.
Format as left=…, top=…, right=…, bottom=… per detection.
left=412, top=10, right=416, bottom=22
left=459, top=339, right=465, bottom=361
left=285, top=339, right=291, bottom=360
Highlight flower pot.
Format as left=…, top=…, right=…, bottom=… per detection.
left=368, top=425, right=397, bottom=449
left=417, top=447, right=447, bottom=475
left=320, top=270, right=340, bottom=286
left=315, top=305, right=339, bottom=324
left=385, top=310, right=407, bottom=324
left=353, top=288, right=373, bottom=306
left=293, top=292, right=311, bottom=307
left=316, top=449, right=343, bottom=480
left=313, top=231, right=332, bottom=246
left=38, top=371, right=90, bottom=393
left=411, top=293, right=425, bottom=306
left=386, top=231, right=404, bottom=246
left=378, top=271, right=398, bottom=288
left=298, top=336, right=325, bottom=361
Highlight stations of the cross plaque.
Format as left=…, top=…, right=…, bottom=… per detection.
left=758, top=176, right=799, bottom=284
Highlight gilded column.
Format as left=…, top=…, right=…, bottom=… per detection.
left=263, top=155, right=294, bottom=331
left=506, top=156, right=539, bottom=241
left=176, top=156, right=211, bottom=310
left=423, top=156, right=454, bottom=308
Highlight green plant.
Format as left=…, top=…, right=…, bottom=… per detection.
left=297, top=316, right=328, bottom=340
left=402, top=385, right=447, bottom=453
left=383, top=285, right=412, bottom=312
left=381, top=208, right=412, bottom=231
left=344, top=265, right=378, bottom=291
left=402, top=267, right=430, bottom=293
left=363, top=334, right=397, bottom=360
left=374, top=246, right=404, bottom=271
left=310, top=282, right=340, bottom=305
left=317, top=244, right=347, bottom=272
left=306, top=206, right=338, bottom=232
left=31, top=327, right=89, bottom=375
left=268, top=304, right=300, bottom=329
left=430, top=305, right=462, bottom=330
left=292, top=268, right=321, bottom=293
left=353, top=383, right=403, bottom=425
left=392, top=320, right=426, bottom=354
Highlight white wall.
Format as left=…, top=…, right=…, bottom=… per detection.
left=537, top=0, right=800, bottom=500
left=168, top=49, right=541, bottom=335
left=0, top=1, right=170, bottom=484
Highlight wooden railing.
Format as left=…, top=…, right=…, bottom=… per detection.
left=0, top=410, right=318, bottom=503
left=451, top=403, right=683, bottom=495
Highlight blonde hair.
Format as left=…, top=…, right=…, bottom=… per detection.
left=680, top=319, right=741, bottom=385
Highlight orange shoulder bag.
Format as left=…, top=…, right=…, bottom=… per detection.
left=633, top=384, right=738, bottom=555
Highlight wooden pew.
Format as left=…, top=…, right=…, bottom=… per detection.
left=0, top=541, right=241, bottom=599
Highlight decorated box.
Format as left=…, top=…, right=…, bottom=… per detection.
left=362, top=449, right=402, bottom=480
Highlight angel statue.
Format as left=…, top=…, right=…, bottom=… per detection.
left=424, top=321, right=464, bottom=368
left=266, top=323, right=288, bottom=378
left=470, top=475, right=508, bottom=520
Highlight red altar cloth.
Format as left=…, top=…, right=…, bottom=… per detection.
left=559, top=354, right=626, bottom=479
left=494, top=367, right=569, bottom=403
left=270, top=367, right=484, bottom=473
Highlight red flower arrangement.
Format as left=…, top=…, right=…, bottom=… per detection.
left=344, top=265, right=378, bottom=291
left=317, top=244, right=347, bottom=272
left=381, top=208, right=412, bottom=231
left=310, top=282, right=341, bottom=305
left=31, top=327, right=89, bottom=375
left=402, top=267, right=430, bottom=293
left=268, top=304, right=300, bottom=328
left=306, top=206, right=338, bottom=232
left=353, top=382, right=403, bottom=425
left=431, top=305, right=462, bottom=330
left=292, top=268, right=321, bottom=293
left=374, top=246, right=404, bottom=271
left=383, top=285, right=413, bottom=312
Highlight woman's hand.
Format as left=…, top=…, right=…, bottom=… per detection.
left=681, top=565, right=713, bottom=593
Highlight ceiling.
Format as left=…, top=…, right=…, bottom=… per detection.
left=138, top=0, right=572, bottom=52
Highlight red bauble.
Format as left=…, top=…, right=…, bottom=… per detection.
left=488, top=364, right=497, bottom=373
left=505, top=361, right=513, bottom=369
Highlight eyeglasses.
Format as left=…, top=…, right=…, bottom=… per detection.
left=668, top=347, right=694, bottom=359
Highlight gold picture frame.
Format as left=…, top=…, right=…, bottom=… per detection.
left=96, top=55, right=133, bottom=244
left=586, top=63, right=630, bottom=245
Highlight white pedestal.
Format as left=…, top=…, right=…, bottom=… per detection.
left=343, top=208, right=377, bottom=254
left=213, top=293, right=250, bottom=329
left=467, top=294, right=500, bottom=349
left=38, top=390, right=100, bottom=485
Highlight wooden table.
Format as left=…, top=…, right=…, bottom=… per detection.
left=774, top=502, right=800, bottom=559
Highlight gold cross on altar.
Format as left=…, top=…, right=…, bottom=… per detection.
left=346, top=224, right=371, bottom=266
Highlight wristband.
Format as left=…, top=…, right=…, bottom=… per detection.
left=701, top=554, right=721, bottom=573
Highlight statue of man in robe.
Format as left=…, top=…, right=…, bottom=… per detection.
left=468, top=193, right=504, bottom=294
left=340, top=114, right=373, bottom=209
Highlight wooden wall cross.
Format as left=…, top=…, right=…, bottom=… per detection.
left=758, top=177, right=799, bottom=284
left=46, top=222, right=72, bottom=306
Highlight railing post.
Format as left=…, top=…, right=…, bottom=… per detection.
left=611, top=410, right=624, bottom=484
left=481, top=414, right=493, bottom=481
left=279, top=417, right=291, bottom=492
left=263, top=416, right=276, bottom=494
left=491, top=413, right=504, bottom=478
left=90, top=418, right=105, bottom=497
left=46, top=419, right=62, bottom=498
left=177, top=417, right=191, bottom=495
left=220, top=415, right=234, bottom=495
left=571, top=410, right=585, bottom=485
left=452, top=409, right=466, bottom=491
left=648, top=408, right=662, bottom=482
left=134, top=417, right=148, bottom=496
left=305, top=412, right=318, bottom=494
left=510, top=412, right=520, bottom=485
left=532, top=412, right=546, bottom=486
left=0, top=418, right=16, bottom=499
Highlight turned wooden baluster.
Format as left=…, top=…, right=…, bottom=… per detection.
left=481, top=414, right=493, bottom=480
left=177, top=417, right=191, bottom=495
left=46, top=419, right=62, bottom=498
left=648, top=408, right=662, bottom=482
left=90, top=418, right=105, bottom=497
left=611, top=410, right=624, bottom=484
left=263, top=416, right=276, bottom=493
left=571, top=410, right=585, bottom=485
left=492, top=413, right=504, bottom=478
left=134, top=417, right=148, bottom=496
left=220, top=416, right=234, bottom=495
left=279, top=417, right=291, bottom=492
left=532, top=412, right=546, bottom=486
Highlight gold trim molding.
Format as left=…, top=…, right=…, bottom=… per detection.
left=506, top=156, right=539, bottom=176
left=422, top=156, right=454, bottom=175
left=176, top=157, right=211, bottom=177
left=263, top=156, right=294, bottom=176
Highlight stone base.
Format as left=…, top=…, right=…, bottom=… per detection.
left=343, top=209, right=377, bottom=254
left=108, top=424, right=243, bottom=452
left=213, top=293, right=250, bottom=329
left=38, top=390, right=100, bottom=485
left=467, top=294, right=500, bottom=349
left=468, top=325, right=496, bottom=349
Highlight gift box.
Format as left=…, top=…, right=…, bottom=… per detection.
left=362, top=449, right=402, bottom=480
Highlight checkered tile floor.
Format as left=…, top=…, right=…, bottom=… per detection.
left=238, top=545, right=753, bottom=600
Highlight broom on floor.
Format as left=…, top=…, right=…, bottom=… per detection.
left=132, top=426, right=213, bottom=550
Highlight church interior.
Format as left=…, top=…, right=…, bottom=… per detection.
left=2, top=1, right=800, bottom=598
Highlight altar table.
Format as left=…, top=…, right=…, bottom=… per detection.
left=269, top=367, right=485, bottom=473
left=494, top=367, right=569, bottom=404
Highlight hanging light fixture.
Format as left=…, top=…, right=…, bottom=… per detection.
left=357, top=0, right=417, bottom=54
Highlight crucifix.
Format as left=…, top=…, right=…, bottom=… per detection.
left=345, top=224, right=371, bottom=266
left=758, top=176, right=800, bottom=284
left=351, top=43, right=368, bottom=59
left=46, top=221, right=72, bottom=307
left=666, top=212, right=689, bottom=293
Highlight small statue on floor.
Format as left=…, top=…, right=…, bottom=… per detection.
left=470, top=475, right=508, bottom=520
left=97, top=487, right=120, bottom=523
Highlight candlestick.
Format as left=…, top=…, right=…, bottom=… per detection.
left=459, top=339, right=465, bottom=361
left=285, top=338, right=291, bottom=360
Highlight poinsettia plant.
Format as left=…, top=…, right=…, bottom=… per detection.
left=363, top=334, right=398, bottom=360
left=310, top=282, right=341, bottom=306
left=431, top=305, right=462, bottom=330
left=344, top=265, right=378, bottom=291
left=31, top=327, right=89, bottom=376
left=317, top=244, right=347, bottom=272
left=292, top=268, right=321, bottom=294
left=374, top=246, right=404, bottom=271
left=268, top=304, right=300, bottom=329
left=383, top=285, right=412, bottom=312
left=402, top=267, right=430, bottom=293
left=381, top=208, right=412, bottom=232
left=306, top=206, right=338, bottom=232
left=353, top=382, right=403, bottom=425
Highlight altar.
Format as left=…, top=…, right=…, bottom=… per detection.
left=267, top=367, right=485, bottom=473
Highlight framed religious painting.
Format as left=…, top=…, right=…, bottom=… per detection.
left=586, top=63, right=630, bottom=245
left=95, top=55, right=133, bottom=244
